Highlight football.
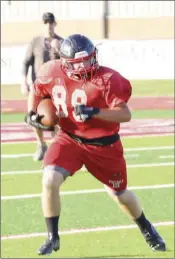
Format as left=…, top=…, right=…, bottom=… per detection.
left=37, top=98, right=58, bottom=127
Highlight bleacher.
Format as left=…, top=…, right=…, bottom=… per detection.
left=1, top=1, right=174, bottom=24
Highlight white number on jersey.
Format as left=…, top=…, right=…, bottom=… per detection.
left=52, top=85, right=68, bottom=117
left=71, top=89, right=87, bottom=122
left=52, top=85, right=87, bottom=122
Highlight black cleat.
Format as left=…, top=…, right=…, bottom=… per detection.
left=37, top=236, right=60, bottom=255
left=142, top=223, right=166, bottom=251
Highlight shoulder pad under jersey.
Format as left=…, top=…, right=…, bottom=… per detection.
left=37, top=60, right=62, bottom=84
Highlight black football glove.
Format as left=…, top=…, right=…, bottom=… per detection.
left=24, top=111, right=55, bottom=131
left=74, top=105, right=100, bottom=122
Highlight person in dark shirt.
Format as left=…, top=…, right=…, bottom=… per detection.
left=21, top=12, right=64, bottom=161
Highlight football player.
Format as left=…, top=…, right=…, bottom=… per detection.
left=25, top=34, right=166, bottom=255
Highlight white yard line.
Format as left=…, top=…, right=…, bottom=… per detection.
left=1, top=170, right=42, bottom=175
left=122, top=134, right=174, bottom=138
left=2, top=153, right=33, bottom=158
left=131, top=95, right=173, bottom=98
left=1, top=221, right=174, bottom=241
left=1, top=183, right=174, bottom=200
left=1, top=153, right=140, bottom=159
left=1, top=133, right=174, bottom=145
left=127, top=162, right=174, bottom=168
left=125, top=146, right=174, bottom=151
left=1, top=140, right=52, bottom=145
left=126, top=154, right=139, bottom=157
left=2, top=162, right=174, bottom=176
left=1, top=146, right=174, bottom=158
left=159, top=155, right=174, bottom=159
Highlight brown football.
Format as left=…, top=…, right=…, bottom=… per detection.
left=37, top=98, right=58, bottom=127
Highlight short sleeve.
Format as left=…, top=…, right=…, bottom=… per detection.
left=32, top=78, right=51, bottom=98
left=105, top=72, right=132, bottom=108
left=32, top=79, right=45, bottom=98
left=32, top=62, right=53, bottom=97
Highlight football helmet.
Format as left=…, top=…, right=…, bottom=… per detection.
left=60, top=34, right=99, bottom=81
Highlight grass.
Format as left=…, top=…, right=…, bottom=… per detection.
left=1, top=147, right=174, bottom=172
left=1, top=79, right=174, bottom=100
left=1, top=109, right=174, bottom=124
left=1, top=134, right=174, bottom=258
left=2, top=135, right=174, bottom=153
left=1, top=166, right=174, bottom=196
left=2, top=188, right=174, bottom=235
left=2, top=226, right=174, bottom=258
left=130, top=79, right=174, bottom=97
left=1, top=77, right=174, bottom=259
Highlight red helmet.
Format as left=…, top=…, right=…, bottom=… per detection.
left=60, top=34, right=99, bottom=81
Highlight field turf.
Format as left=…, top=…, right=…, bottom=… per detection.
left=1, top=80, right=174, bottom=258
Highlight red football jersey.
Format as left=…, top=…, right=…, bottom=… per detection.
left=33, top=60, right=132, bottom=138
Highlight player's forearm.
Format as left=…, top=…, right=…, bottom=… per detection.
left=94, top=107, right=132, bottom=123
left=27, top=90, right=42, bottom=113
left=22, top=59, right=31, bottom=78
left=21, top=75, right=28, bottom=84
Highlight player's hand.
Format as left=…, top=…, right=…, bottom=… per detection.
left=20, top=82, right=30, bottom=96
left=74, top=105, right=100, bottom=122
left=24, top=111, right=55, bottom=131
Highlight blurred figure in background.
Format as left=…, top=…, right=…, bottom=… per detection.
left=21, top=12, right=64, bottom=161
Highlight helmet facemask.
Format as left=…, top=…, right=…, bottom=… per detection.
left=61, top=49, right=99, bottom=82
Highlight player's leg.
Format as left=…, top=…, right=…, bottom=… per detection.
left=38, top=167, right=64, bottom=255
left=85, top=141, right=166, bottom=251
left=33, top=127, right=47, bottom=161
left=38, top=132, right=83, bottom=255
left=33, top=96, right=54, bottom=161
left=50, top=125, right=60, bottom=143
left=103, top=156, right=143, bottom=221
left=104, top=185, right=166, bottom=251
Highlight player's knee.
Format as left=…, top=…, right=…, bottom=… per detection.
left=104, top=184, right=127, bottom=197
left=42, top=170, right=63, bottom=189
left=42, top=165, right=69, bottom=189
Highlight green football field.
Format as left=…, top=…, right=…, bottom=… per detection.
left=1, top=135, right=174, bottom=258
left=1, top=79, right=174, bottom=100
left=1, top=79, right=174, bottom=258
